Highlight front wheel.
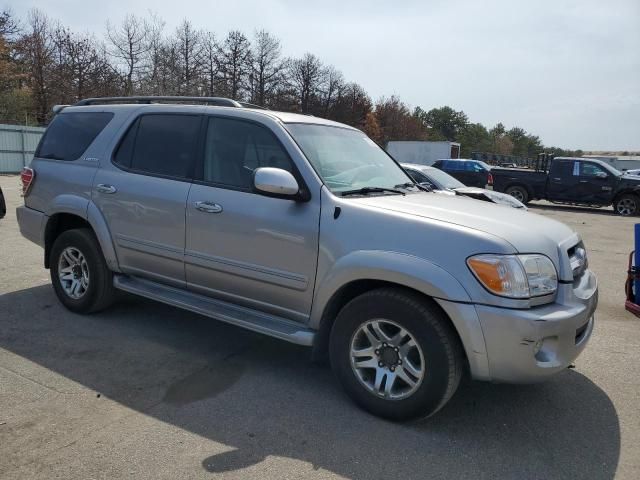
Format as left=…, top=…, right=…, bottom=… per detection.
left=614, top=194, right=639, bottom=216
left=329, top=288, right=463, bottom=421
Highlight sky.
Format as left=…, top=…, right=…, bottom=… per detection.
left=8, top=0, right=640, bottom=151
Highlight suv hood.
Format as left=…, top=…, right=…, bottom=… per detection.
left=352, top=192, right=577, bottom=256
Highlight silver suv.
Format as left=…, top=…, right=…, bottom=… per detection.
left=17, top=96, right=597, bottom=420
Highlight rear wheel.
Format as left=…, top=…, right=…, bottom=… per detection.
left=329, top=288, right=463, bottom=421
left=50, top=228, right=116, bottom=313
left=505, top=185, right=529, bottom=204
left=614, top=194, right=639, bottom=216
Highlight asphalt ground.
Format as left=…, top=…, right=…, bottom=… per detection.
left=1, top=174, right=639, bottom=479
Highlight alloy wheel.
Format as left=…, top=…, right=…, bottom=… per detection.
left=58, top=247, right=90, bottom=299
left=616, top=198, right=636, bottom=216
left=349, top=319, right=425, bottom=400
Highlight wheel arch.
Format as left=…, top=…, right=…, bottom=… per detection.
left=309, top=251, right=474, bottom=363
left=44, top=202, right=119, bottom=271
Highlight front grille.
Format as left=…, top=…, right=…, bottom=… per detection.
left=568, top=242, right=588, bottom=279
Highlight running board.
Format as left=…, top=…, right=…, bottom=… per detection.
left=113, top=275, right=315, bottom=346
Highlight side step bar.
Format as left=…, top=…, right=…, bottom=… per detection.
left=113, top=275, right=315, bottom=346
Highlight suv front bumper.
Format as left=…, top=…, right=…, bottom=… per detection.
left=437, top=269, right=597, bottom=383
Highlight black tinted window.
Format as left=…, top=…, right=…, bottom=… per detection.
left=129, top=115, right=200, bottom=178
left=113, top=119, right=139, bottom=169
left=37, top=112, right=113, bottom=161
left=202, top=117, right=293, bottom=189
left=552, top=160, right=574, bottom=177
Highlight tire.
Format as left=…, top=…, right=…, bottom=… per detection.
left=614, top=194, right=639, bottom=216
left=505, top=185, right=529, bottom=204
left=329, top=288, right=464, bottom=421
left=50, top=228, right=116, bottom=313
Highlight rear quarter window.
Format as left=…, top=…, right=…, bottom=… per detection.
left=36, top=112, right=114, bottom=161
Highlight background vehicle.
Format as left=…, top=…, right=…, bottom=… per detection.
left=401, top=163, right=525, bottom=209
left=386, top=140, right=460, bottom=165
left=492, top=156, right=640, bottom=215
left=0, top=186, right=5, bottom=218
left=17, top=96, right=597, bottom=421
left=431, top=159, right=493, bottom=188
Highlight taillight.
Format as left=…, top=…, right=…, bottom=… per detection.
left=21, top=167, right=35, bottom=196
left=488, top=172, right=494, bottom=186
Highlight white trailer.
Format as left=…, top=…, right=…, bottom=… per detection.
left=386, top=141, right=461, bottom=166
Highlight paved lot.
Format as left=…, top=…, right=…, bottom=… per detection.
left=1, top=174, right=639, bottom=479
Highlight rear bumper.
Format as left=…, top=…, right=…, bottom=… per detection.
left=439, top=269, right=597, bottom=383
left=16, top=206, right=45, bottom=247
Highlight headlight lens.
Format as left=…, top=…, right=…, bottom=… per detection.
left=467, top=254, right=557, bottom=298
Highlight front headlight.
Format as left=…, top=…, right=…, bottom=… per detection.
left=467, top=254, right=557, bottom=298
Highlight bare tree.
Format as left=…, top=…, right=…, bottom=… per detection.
left=250, top=29, right=284, bottom=106
left=217, top=30, right=251, bottom=100
left=174, top=19, right=202, bottom=95
left=139, top=12, right=165, bottom=95
left=51, top=28, right=118, bottom=102
left=320, top=65, right=343, bottom=116
left=200, top=31, right=218, bottom=96
left=106, top=14, right=149, bottom=95
left=288, top=53, right=325, bottom=113
left=16, top=9, right=56, bottom=123
left=332, top=82, right=372, bottom=127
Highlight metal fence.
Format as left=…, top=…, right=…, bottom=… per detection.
left=0, top=124, right=46, bottom=173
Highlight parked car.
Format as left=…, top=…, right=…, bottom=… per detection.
left=401, top=163, right=526, bottom=209
left=623, top=168, right=640, bottom=176
left=17, top=96, right=597, bottom=421
left=431, top=159, right=493, bottom=188
left=492, top=157, right=640, bottom=215
left=0, top=186, right=5, bottom=219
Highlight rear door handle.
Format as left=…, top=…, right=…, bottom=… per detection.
left=96, top=184, right=117, bottom=194
left=194, top=201, right=223, bottom=213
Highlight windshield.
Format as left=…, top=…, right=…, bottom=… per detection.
left=599, top=162, right=622, bottom=176
left=422, top=168, right=465, bottom=189
left=286, top=124, right=413, bottom=194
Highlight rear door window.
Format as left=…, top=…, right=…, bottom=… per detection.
left=114, top=114, right=201, bottom=179
left=36, top=112, right=113, bottom=161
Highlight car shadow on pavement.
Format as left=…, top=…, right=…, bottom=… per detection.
left=0, top=285, right=621, bottom=479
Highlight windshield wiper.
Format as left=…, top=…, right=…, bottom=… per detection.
left=341, top=186, right=405, bottom=197
left=394, top=182, right=431, bottom=192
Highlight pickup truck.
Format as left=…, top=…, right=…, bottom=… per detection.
left=492, top=156, right=640, bottom=216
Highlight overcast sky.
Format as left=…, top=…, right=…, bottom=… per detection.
left=9, top=0, right=640, bottom=150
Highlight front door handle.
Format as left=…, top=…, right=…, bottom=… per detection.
left=195, top=201, right=223, bottom=213
left=96, top=184, right=117, bottom=194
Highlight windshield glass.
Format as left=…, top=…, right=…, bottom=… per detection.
left=422, top=168, right=465, bottom=189
left=599, top=162, right=622, bottom=176
left=286, top=124, right=413, bottom=193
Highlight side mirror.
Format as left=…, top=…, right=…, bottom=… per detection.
left=596, top=171, right=608, bottom=179
left=254, top=167, right=300, bottom=198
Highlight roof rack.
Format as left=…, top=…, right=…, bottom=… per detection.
left=73, top=96, right=244, bottom=108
